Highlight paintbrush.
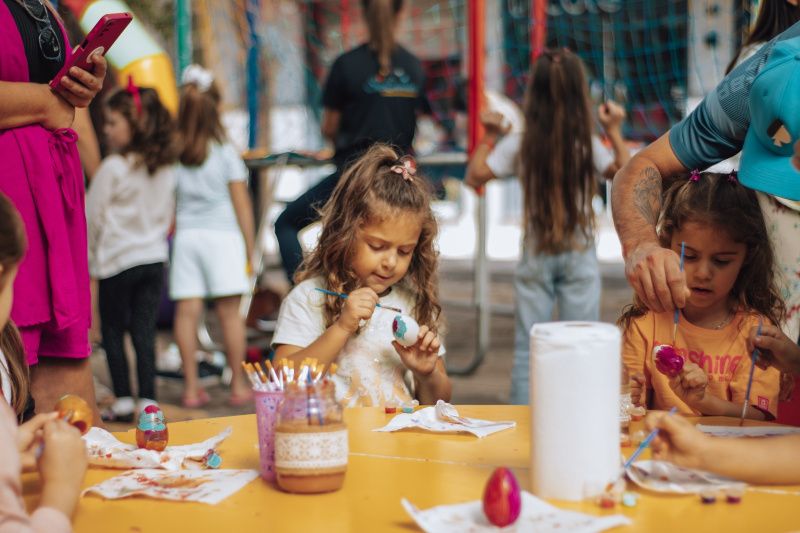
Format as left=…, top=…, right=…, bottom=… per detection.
left=740, top=317, right=763, bottom=426
left=623, top=406, right=679, bottom=471
left=314, top=287, right=403, bottom=313
left=672, top=241, right=686, bottom=345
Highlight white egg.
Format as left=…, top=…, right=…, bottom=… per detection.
left=392, top=314, right=420, bottom=347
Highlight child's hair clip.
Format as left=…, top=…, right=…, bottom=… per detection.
left=390, top=156, right=417, bottom=182
left=728, top=170, right=738, bottom=183
left=689, top=169, right=701, bottom=182
left=126, top=75, right=142, bottom=117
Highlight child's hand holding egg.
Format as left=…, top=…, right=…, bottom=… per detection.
left=392, top=314, right=440, bottom=376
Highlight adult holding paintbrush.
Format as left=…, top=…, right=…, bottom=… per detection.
left=0, top=0, right=108, bottom=422
left=620, top=172, right=783, bottom=421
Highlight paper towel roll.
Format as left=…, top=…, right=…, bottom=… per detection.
left=529, top=321, right=620, bottom=501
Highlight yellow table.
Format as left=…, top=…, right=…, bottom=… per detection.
left=23, top=407, right=800, bottom=532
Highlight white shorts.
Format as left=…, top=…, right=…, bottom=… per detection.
left=169, top=228, right=249, bottom=300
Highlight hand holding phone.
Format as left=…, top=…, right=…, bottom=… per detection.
left=50, top=13, right=132, bottom=107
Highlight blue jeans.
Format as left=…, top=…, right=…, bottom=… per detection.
left=509, top=244, right=601, bottom=404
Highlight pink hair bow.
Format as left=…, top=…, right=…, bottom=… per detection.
left=126, top=75, right=142, bottom=117
left=390, top=157, right=417, bottom=182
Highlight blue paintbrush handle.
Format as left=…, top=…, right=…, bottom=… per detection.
left=313, top=287, right=402, bottom=313
left=741, top=318, right=763, bottom=420
left=624, top=407, right=678, bottom=470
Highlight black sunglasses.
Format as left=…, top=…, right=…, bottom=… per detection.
left=16, top=0, right=63, bottom=62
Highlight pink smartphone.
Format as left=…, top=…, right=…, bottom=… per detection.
left=49, top=12, right=133, bottom=93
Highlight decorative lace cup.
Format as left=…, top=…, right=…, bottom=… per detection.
left=274, top=428, right=349, bottom=471
left=254, top=390, right=285, bottom=481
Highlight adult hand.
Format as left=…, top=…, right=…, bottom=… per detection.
left=479, top=111, right=511, bottom=138
left=645, top=411, right=711, bottom=471
left=55, top=51, right=107, bottom=108
left=393, top=325, right=441, bottom=378
left=335, top=287, right=378, bottom=334
left=598, top=100, right=626, bottom=130
left=625, top=242, right=689, bottom=312
left=41, top=86, right=75, bottom=130
left=747, top=323, right=800, bottom=375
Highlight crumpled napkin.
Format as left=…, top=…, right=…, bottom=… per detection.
left=402, top=491, right=631, bottom=533
left=84, top=426, right=232, bottom=470
left=374, top=400, right=516, bottom=438
left=83, top=468, right=258, bottom=505
left=626, top=460, right=746, bottom=494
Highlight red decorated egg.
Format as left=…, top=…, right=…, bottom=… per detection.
left=482, top=467, right=522, bottom=527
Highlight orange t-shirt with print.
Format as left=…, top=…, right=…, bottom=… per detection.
left=622, top=311, right=780, bottom=419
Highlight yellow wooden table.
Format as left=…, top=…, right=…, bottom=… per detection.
left=22, top=406, right=800, bottom=532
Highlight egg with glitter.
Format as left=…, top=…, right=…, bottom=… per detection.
left=136, top=405, right=169, bottom=451
left=55, top=394, right=93, bottom=435
left=392, top=314, right=420, bottom=347
left=654, top=344, right=684, bottom=378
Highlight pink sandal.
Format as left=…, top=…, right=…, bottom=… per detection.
left=182, top=389, right=210, bottom=409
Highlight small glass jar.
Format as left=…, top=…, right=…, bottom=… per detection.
left=619, top=364, right=633, bottom=429
left=274, top=381, right=348, bottom=494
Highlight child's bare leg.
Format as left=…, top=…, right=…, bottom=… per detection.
left=174, top=298, right=204, bottom=401
left=213, top=295, right=251, bottom=399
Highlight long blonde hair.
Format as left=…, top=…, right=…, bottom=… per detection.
left=518, top=48, right=596, bottom=254
left=361, top=0, right=404, bottom=76
left=296, top=144, right=441, bottom=333
left=0, top=193, right=29, bottom=417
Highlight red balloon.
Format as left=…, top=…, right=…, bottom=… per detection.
left=482, top=467, right=522, bottom=527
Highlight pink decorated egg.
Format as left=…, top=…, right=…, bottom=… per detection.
left=654, top=344, right=684, bottom=378
left=483, top=467, right=521, bottom=527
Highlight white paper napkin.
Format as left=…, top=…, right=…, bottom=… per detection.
left=373, top=401, right=516, bottom=438
left=402, top=491, right=631, bottom=533
left=83, top=468, right=258, bottom=505
left=625, top=460, right=745, bottom=494
left=84, top=426, right=232, bottom=470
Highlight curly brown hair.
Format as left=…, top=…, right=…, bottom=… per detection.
left=619, top=172, right=785, bottom=330
left=105, top=86, right=178, bottom=174
left=295, top=144, right=442, bottom=333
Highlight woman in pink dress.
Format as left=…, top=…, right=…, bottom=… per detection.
left=0, top=0, right=107, bottom=421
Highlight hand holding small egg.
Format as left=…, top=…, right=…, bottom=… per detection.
left=391, top=315, right=441, bottom=377
left=668, top=362, right=709, bottom=408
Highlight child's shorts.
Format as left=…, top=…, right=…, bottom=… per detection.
left=19, top=321, right=91, bottom=366
left=169, top=228, right=249, bottom=300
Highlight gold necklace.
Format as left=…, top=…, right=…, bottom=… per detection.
left=709, top=310, right=734, bottom=330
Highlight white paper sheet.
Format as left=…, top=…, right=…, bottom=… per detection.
left=626, top=460, right=745, bottom=494
left=696, top=424, right=800, bottom=438
left=402, top=491, right=631, bottom=533
left=373, top=401, right=515, bottom=438
left=84, top=426, right=232, bottom=470
left=83, top=469, right=258, bottom=504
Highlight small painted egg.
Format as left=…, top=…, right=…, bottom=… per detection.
left=136, top=404, right=169, bottom=451
left=54, top=394, right=93, bottom=435
left=392, top=314, right=420, bottom=347
left=653, top=344, right=684, bottom=378
left=483, top=467, right=522, bottom=527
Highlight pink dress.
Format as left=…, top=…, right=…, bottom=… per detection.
left=0, top=4, right=90, bottom=364
left=0, top=399, right=72, bottom=533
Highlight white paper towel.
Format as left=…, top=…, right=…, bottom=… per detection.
left=529, top=321, right=620, bottom=501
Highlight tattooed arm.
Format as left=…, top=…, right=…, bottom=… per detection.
left=611, top=133, right=691, bottom=313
